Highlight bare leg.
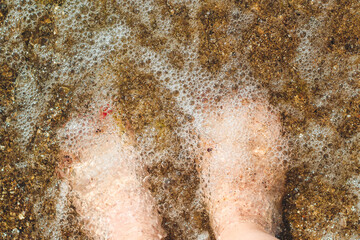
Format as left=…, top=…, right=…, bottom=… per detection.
left=59, top=115, right=165, bottom=239
left=199, top=97, right=287, bottom=240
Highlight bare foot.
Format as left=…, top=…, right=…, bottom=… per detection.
left=58, top=115, right=165, bottom=239
left=199, top=97, right=287, bottom=239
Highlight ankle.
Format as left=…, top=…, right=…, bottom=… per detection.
left=217, top=222, right=278, bottom=240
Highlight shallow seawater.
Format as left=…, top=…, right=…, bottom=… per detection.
left=0, top=0, right=359, bottom=239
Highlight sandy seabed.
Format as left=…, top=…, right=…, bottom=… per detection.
left=0, top=0, right=359, bottom=239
